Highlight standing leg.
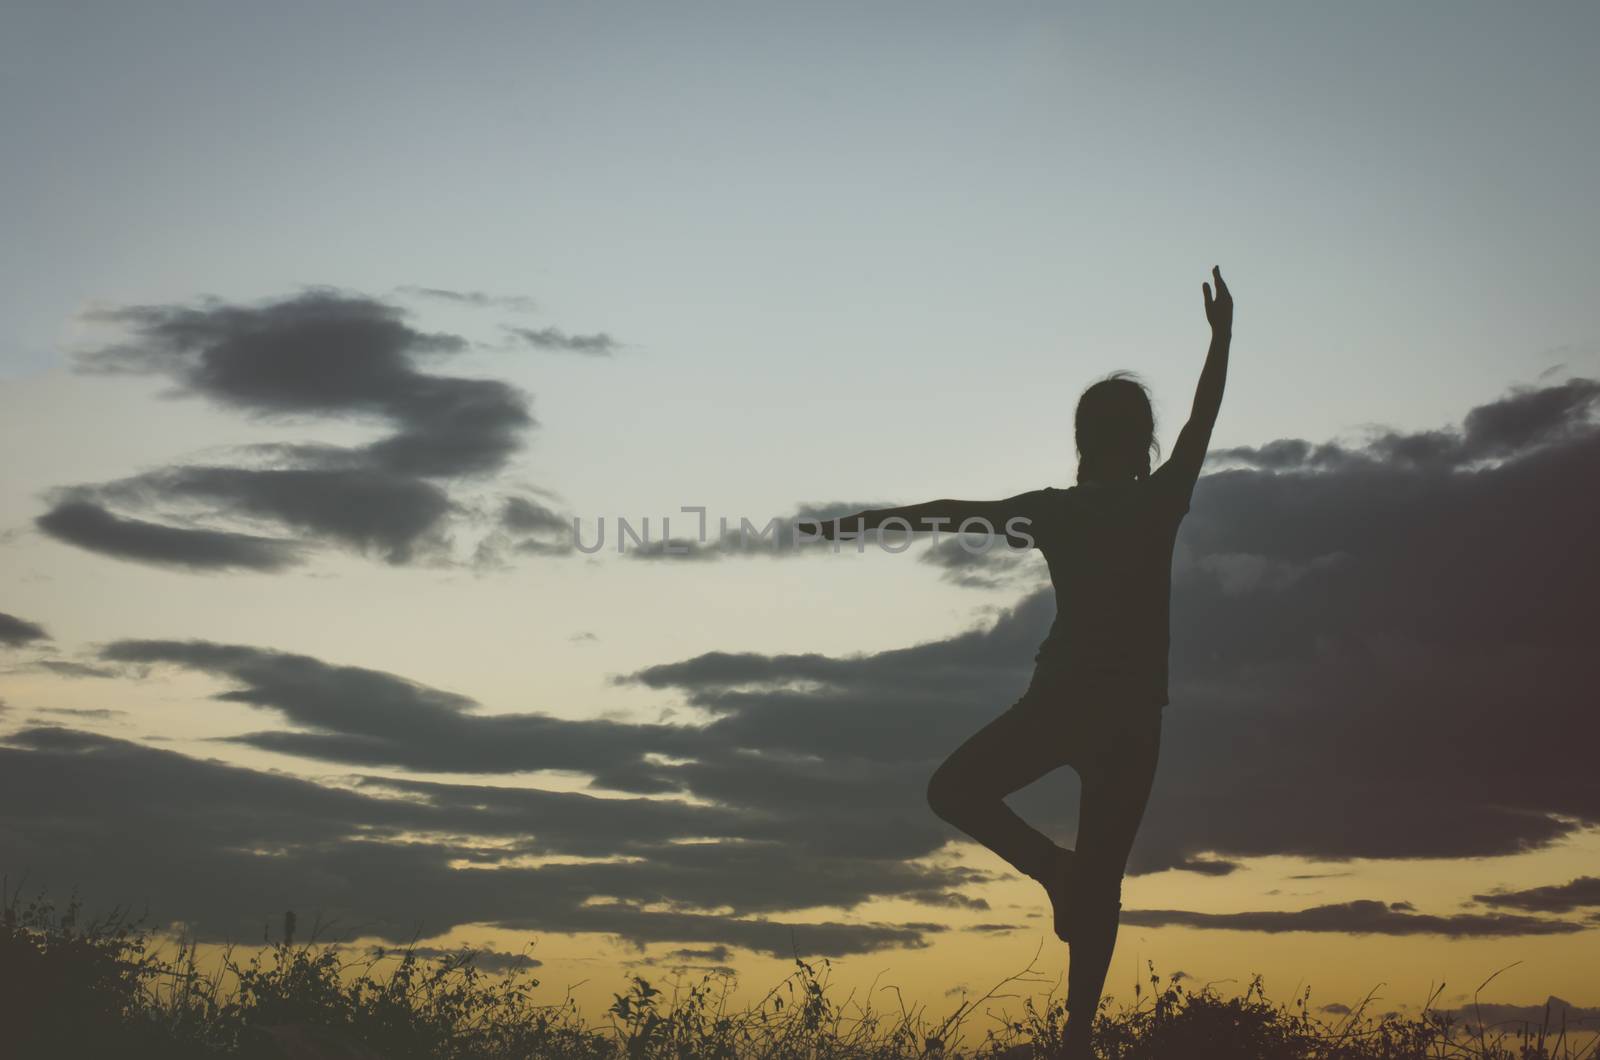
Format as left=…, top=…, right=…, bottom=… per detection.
left=926, top=700, right=1073, bottom=887
left=1063, top=709, right=1163, bottom=1057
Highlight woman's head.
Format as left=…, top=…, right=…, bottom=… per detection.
left=1075, top=372, right=1158, bottom=483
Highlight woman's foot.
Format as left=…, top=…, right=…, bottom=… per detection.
left=1043, top=846, right=1077, bottom=943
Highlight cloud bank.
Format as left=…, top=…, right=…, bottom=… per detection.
left=7, top=377, right=1599, bottom=954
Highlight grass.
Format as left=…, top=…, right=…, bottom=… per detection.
left=1, top=886, right=1594, bottom=1059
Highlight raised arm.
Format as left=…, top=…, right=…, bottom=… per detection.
left=1159, top=266, right=1233, bottom=491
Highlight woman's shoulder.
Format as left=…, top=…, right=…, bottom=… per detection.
left=1007, top=486, right=1075, bottom=535
left=1032, top=484, right=1079, bottom=509
left=1141, top=464, right=1194, bottom=517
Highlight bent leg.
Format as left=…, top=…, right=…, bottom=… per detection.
left=926, top=701, right=1071, bottom=885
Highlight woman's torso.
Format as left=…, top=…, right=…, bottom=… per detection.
left=1028, top=478, right=1189, bottom=708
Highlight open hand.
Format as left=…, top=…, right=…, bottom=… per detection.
left=1203, top=266, right=1233, bottom=335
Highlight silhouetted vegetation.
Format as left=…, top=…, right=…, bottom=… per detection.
left=2, top=887, right=1594, bottom=1058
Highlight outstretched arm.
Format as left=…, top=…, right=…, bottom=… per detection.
left=807, top=494, right=1040, bottom=543
left=1160, top=265, right=1233, bottom=490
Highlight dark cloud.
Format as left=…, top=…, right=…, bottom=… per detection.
left=0, top=611, right=50, bottom=647
left=507, top=326, right=620, bottom=357
left=43, top=291, right=535, bottom=569
left=127, top=467, right=455, bottom=564
left=502, top=495, right=569, bottom=534
left=98, top=638, right=702, bottom=777
left=1173, top=857, right=1241, bottom=877
left=84, top=636, right=998, bottom=923
left=474, top=495, right=576, bottom=564
left=0, top=727, right=956, bottom=957
left=79, top=292, right=467, bottom=410
left=918, top=538, right=1045, bottom=589
left=1458, top=378, right=1600, bottom=458
left=1214, top=379, right=1599, bottom=472
left=1119, top=900, right=1584, bottom=937
left=1474, top=877, right=1600, bottom=914
left=660, top=945, right=731, bottom=964
left=1439, top=997, right=1600, bottom=1032
left=1211, top=438, right=1319, bottom=470
left=37, top=499, right=302, bottom=571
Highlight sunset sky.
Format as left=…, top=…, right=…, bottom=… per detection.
left=3, top=1, right=1599, bottom=1029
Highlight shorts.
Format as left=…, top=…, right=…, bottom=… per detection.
left=1004, top=664, right=1164, bottom=781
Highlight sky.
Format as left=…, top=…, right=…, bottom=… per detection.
left=3, top=0, right=1599, bottom=1031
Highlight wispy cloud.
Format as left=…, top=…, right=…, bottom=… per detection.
left=395, top=286, right=539, bottom=312
left=1120, top=900, right=1584, bottom=938
left=506, top=326, right=621, bottom=357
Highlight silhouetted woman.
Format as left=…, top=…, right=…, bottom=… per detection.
left=818, top=267, right=1232, bottom=1058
